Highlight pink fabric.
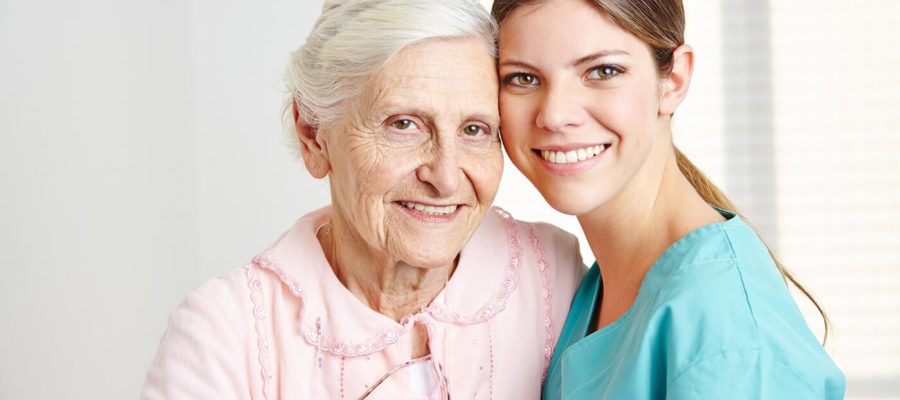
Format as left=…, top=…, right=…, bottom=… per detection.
left=141, top=206, right=585, bottom=399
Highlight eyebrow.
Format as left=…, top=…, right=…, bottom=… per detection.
left=466, top=113, right=501, bottom=126
left=378, top=103, right=498, bottom=126
left=572, top=50, right=629, bottom=66
left=379, top=101, right=435, bottom=119
left=499, top=50, right=630, bottom=70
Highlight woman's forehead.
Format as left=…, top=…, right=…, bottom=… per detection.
left=498, top=0, right=648, bottom=67
left=364, top=38, right=499, bottom=120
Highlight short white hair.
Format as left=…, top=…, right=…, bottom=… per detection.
left=282, top=0, right=497, bottom=154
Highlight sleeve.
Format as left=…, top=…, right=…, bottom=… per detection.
left=141, top=271, right=258, bottom=400
left=666, top=348, right=832, bottom=400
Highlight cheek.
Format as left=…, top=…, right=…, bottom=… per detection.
left=340, top=138, right=419, bottom=194
left=499, top=96, right=535, bottom=160
left=603, top=86, right=659, bottom=141
left=463, top=145, right=504, bottom=203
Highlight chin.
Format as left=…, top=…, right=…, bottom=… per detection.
left=544, top=197, right=595, bottom=217
left=393, top=240, right=463, bottom=269
left=406, top=252, right=459, bottom=269
left=536, top=185, right=608, bottom=217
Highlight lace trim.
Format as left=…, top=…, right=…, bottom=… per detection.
left=249, top=207, right=522, bottom=358
left=526, top=224, right=555, bottom=382
left=251, top=254, right=411, bottom=358
left=245, top=265, right=272, bottom=399
left=339, top=356, right=346, bottom=399
left=488, top=321, right=495, bottom=400
left=422, top=207, right=523, bottom=325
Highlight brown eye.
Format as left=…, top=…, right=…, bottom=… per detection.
left=588, top=65, right=621, bottom=80
left=391, top=119, right=417, bottom=130
left=505, top=73, right=540, bottom=87
left=462, top=124, right=485, bottom=136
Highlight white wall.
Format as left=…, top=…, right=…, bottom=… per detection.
left=0, top=0, right=325, bottom=398
left=1, top=0, right=194, bottom=398
left=188, top=0, right=327, bottom=280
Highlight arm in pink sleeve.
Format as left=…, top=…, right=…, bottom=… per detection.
left=141, top=271, right=258, bottom=400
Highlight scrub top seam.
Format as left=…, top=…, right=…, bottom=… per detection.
left=665, top=346, right=763, bottom=391
left=722, top=226, right=762, bottom=335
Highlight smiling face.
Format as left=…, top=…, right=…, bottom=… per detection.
left=315, top=37, right=502, bottom=269
left=498, top=0, right=674, bottom=216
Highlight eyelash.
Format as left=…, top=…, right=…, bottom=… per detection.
left=462, top=124, right=488, bottom=137
left=502, top=64, right=625, bottom=88
left=587, top=64, right=624, bottom=80
left=503, top=73, right=540, bottom=87
left=388, top=118, right=490, bottom=138
left=391, top=119, right=418, bottom=130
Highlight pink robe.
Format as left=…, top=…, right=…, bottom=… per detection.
left=142, top=206, right=584, bottom=399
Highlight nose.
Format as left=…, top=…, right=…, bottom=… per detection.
left=535, top=82, right=582, bottom=132
left=416, top=140, right=461, bottom=197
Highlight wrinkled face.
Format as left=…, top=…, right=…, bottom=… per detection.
left=323, top=37, right=502, bottom=268
left=498, top=0, right=666, bottom=216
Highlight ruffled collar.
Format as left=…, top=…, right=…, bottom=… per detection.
left=250, top=205, right=522, bottom=358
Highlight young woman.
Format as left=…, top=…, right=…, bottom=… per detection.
left=492, top=0, right=846, bottom=398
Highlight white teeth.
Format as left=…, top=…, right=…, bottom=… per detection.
left=399, top=201, right=458, bottom=216
left=541, top=144, right=608, bottom=164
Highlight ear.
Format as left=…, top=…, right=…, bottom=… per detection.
left=658, top=44, right=694, bottom=116
left=293, top=101, right=330, bottom=179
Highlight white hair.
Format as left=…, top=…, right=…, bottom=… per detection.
left=282, top=0, right=497, bottom=154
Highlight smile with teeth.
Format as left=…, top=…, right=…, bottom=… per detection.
left=399, top=201, right=459, bottom=216
left=540, top=144, right=609, bottom=164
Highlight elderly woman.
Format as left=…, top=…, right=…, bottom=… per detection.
left=141, top=0, right=583, bottom=399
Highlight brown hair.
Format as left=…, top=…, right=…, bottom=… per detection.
left=492, top=0, right=831, bottom=344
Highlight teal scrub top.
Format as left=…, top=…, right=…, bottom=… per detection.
left=543, top=211, right=845, bottom=399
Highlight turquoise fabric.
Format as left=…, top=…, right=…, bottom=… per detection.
left=543, top=211, right=845, bottom=399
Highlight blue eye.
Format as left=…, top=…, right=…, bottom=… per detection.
left=462, top=124, right=485, bottom=136
left=588, top=65, right=621, bottom=80
left=391, top=119, right=418, bottom=130
left=505, top=73, right=540, bottom=87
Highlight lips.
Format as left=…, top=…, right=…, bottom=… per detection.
left=398, top=201, right=459, bottom=216
left=539, top=144, right=609, bottom=164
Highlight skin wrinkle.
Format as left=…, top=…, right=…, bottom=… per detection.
left=305, top=36, right=502, bottom=335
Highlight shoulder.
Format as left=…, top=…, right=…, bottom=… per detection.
left=494, top=208, right=587, bottom=334
left=496, top=208, right=587, bottom=286
left=651, top=216, right=794, bottom=329
left=650, top=215, right=777, bottom=308
left=188, top=266, right=255, bottom=306
left=629, top=219, right=766, bottom=363
left=666, top=347, right=846, bottom=399
left=641, top=217, right=839, bottom=381
left=494, top=207, right=581, bottom=267
left=523, top=219, right=581, bottom=258
left=157, top=266, right=258, bottom=350
left=142, top=266, right=261, bottom=399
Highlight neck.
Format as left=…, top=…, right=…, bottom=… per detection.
left=578, top=134, right=723, bottom=329
left=318, top=209, right=455, bottom=322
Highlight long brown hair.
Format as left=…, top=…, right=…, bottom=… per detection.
left=492, top=0, right=831, bottom=344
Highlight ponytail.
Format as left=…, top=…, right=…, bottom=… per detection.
left=674, top=146, right=831, bottom=345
